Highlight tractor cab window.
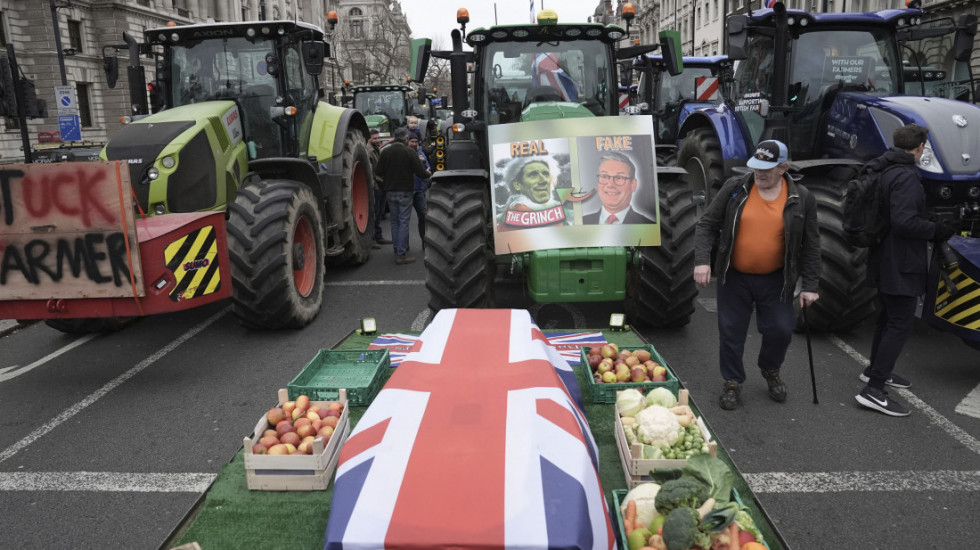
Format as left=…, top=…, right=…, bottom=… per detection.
left=900, top=17, right=976, bottom=101
left=481, top=39, right=613, bottom=123
left=655, top=65, right=722, bottom=143
left=787, top=28, right=897, bottom=157
left=170, top=36, right=280, bottom=157
left=284, top=44, right=318, bottom=153
left=732, top=34, right=775, bottom=145
left=354, top=91, right=407, bottom=132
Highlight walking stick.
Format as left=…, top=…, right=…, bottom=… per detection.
left=803, top=304, right=818, bottom=404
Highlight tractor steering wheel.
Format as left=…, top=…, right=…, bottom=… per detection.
left=523, top=85, right=564, bottom=107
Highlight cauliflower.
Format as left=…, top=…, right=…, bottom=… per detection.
left=635, top=404, right=681, bottom=447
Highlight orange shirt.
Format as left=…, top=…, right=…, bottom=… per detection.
left=732, top=179, right=787, bottom=274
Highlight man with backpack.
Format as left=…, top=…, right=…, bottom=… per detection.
left=694, top=140, right=821, bottom=411
left=857, top=123, right=956, bottom=417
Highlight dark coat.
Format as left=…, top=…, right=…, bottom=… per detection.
left=867, top=147, right=941, bottom=296
left=694, top=172, right=821, bottom=301
left=375, top=141, right=429, bottom=193
left=582, top=207, right=655, bottom=225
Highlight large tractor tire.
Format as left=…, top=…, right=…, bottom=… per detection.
left=799, top=170, right=877, bottom=332
left=626, top=177, right=698, bottom=328
left=45, top=317, right=133, bottom=334
left=227, top=179, right=325, bottom=330
left=424, top=180, right=495, bottom=311
left=326, top=129, right=374, bottom=266
left=677, top=127, right=725, bottom=216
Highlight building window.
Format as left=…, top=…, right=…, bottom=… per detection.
left=704, top=2, right=709, bottom=22
left=714, top=0, right=719, bottom=19
left=696, top=6, right=701, bottom=26
left=77, top=83, right=92, bottom=127
left=68, top=20, right=83, bottom=53
left=0, top=11, right=7, bottom=46
left=351, top=20, right=362, bottom=37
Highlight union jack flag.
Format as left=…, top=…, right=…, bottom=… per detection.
left=764, top=0, right=779, bottom=8
left=368, top=333, right=423, bottom=366
left=326, top=309, right=615, bottom=550
left=530, top=0, right=535, bottom=23
left=531, top=53, right=579, bottom=102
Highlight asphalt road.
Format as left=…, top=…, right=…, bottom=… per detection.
left=2, top=223, right=980, bottom=549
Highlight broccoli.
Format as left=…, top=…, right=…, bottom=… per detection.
left=661, top=507, right=700, bottom=550
left=654, top=478, right=708, bottom=515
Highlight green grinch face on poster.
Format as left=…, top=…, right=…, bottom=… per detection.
left=511, top=160, right=554, bottom=204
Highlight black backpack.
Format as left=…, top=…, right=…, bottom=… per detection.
left=842, top=164, right=892, bottom=247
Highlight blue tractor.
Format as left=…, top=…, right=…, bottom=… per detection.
left=674, top=2, right=980, bottom=344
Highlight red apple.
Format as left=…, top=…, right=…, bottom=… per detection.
left=316, top=408, right=331, bottom=419
left=280, top=431, right=301, bottom=447
left=259, top=435, right=280, bottom=448
left=266, top=408, right=286, bottom=426
left=312, top=419, right=323, bottom=431
left=317, top=426, right=335, bottom=440
left=293, top=417, right=311, bottom=430
left=276, top=422, right=295, bottom=437
left=297, top=440, right=313, bottom=454
left=252, top=443, right=268, bottom=455
left=268, top=444, right=289, bottom=455
left=327, top=402, right=344, bottom=413
left=263, top=429, right=278, bottom=439
left=296, top=424, right=316, bottom=439
left=322, top=416, right=339, bottom=428
left=652, top=374, right=667, bottom=382
left=325, top=409, right=341, bottom=418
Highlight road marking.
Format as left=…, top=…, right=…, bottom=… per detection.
left=745, top=470, right=980, bottom=493
left=0, top=319, right=19, bottom=334
left=0, top=308, right=228, bottom=465
left=0, top=471, right=217, bottom=493
left=829, top=335, right=980, bottom=456
left=325, top=280, right=425, bottom=286
left=0, top=333, right=98, bottom=383
left=954, top=383, right=980, bottom=419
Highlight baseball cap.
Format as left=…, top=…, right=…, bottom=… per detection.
left=746, top=140, right=789, bottom=170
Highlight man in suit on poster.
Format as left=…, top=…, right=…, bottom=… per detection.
left=583, top=151, right=655, bottom=225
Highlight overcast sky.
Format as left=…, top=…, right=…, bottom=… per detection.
left=398, top=0, right=610, bottom=47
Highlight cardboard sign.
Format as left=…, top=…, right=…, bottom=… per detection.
left=488, top=116, right=661, bottom=255
left=0, top=162, right=144, bottom=299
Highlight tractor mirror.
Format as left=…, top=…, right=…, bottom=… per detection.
left=727, top=15, right=748, bottom=60
left=620, top=61, right=633, bottom=88
left=953, top=15, right=977, bottom=62
left=410, top=38, right=432, bottom=84
left=301, top=41, right=325, bottom=75
left=104, top=55, right=119, bottom=89
left=265, top=53, right=280, bottom=76
left=659, top=30, right=683, bottom=77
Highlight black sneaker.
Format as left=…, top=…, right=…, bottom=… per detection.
left=719, top=380, right=741, bottom=411
left=395, top=256, right=416, bottom=265
left=855, top=386, right=910, bottom=417
left=859, top=371, right=911, bottom=389
left=760, top=369, right=787, bottom=403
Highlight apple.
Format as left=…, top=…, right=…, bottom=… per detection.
left=308, top=406, right=321, bottom=416
left=293, top=417, right=311, bottom=429
left=322, top=416, right=339, bottom=428
left=597, top=360, right=614, bottom=374
left=615, top=364, right=631, bottom=382
left=587, top=354, right=603, bottom=369
left=266, top=407, right=286, bottom=426
left=630, top=366, right=646, bottom=382
left=292, top=407, right=306, bottom=420
left=634, top=349, right=652, bottom=362
left=283, top=443, right=297, bottom=454
left=276, top=422, right=295, bottom=437
left=317, top=425, right=335, bottom=440
left=282, top=401, right=296, bottom=417
left=297, top=439, right=313, bottom=454
left=652, top=374, right=667, bottom=382
left=252, top=443, right=268, bottom=455
left=258, top=435, right=279, bottom=448
left=295, top=395, right=311, bottom=411
left=263, top=429, right=278, bottom=439
left=306, top=410, right=320, bottom=422
left=625, top=355, right=640, bottom=367
left=600, top=344, right=617, bottom=359
left=601, top=371, right=618, bottom=383
left=618, top=352, right=632, bottom=362
left=325, top=409, right=341, bottom=418
left=312, top=419, right=323, bottom=431
left=316, top=408, right=331, bottom=419
left=652, top=366, right=667, bottom=378
left=296, top=424, right=316, bottom=439
left=268, top=444, right=289, bottom=455
left=280, top=431, right=301, bottom=447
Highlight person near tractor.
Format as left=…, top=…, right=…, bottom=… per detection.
left=375, top=127, right=430, bottom=264
left=583, top=151, right=655, bottom=225
left=404, top=116, right=423, bottom=142
left=497, top=156, right=568, bottom=231
left=693, top=139, right=821, bottom=411
left=408, top=134, right=431, bottom=245
left=857, top=123, right=956, bottom=417
left=368, top=129, right=392, bottom=250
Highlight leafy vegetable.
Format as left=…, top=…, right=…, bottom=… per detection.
left=623, top=482, right=661, bottom=528
left=646, top=387, right=678, bottom=408
left=661, top=507, right=700, bottom=550
left=735, top=508, right=765, bottom=545
left=654, top=478, right=708, bottom=515
left=683, top=454, right=735, bottom=504
left=700, top=501, right=740, bottom=533
left=617, top=388, right=646, bottom=417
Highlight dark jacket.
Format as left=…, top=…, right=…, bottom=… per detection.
left=375, top=141, right=429, bottom=193
left=369, top=144, right=381, bottom=185
left=867, top=147, right=941, bottom=296
left=694, top=172, right=821, bottom=301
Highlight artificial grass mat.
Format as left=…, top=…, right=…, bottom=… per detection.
left=168, top=329, right=786, bottom=550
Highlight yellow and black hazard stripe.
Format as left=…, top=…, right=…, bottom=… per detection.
left=934, top=267, right=980, bottom=329
left=164, top=225, right=222, bottom=302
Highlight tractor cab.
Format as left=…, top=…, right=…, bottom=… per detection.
left=636, top=55, right=731, bottom=147
left=105, top=21, right=328, bottom=161
left=897, top=14, right=978, bottom=102
left=351, top=84, right=413, bottom=137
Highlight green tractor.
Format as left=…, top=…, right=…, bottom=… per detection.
left=95, top=20, right=374, bottom=331
left=351, top=84, right=414, bottom=138
left=412, top=9, right=695, bottom=327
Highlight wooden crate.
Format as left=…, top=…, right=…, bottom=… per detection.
left=614, top=389, right=718, bottom=489
left=243, top=388, right=350, bottom=491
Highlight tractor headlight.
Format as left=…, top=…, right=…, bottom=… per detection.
left=148, top=167, right=160, bottom=180
left=938, top=185, right=953, bottom=199
left=161, top=155, right=176, bottom=169
left=969, top=186, right=980, bottom=198
left=919, top=141, right=943, bottom=174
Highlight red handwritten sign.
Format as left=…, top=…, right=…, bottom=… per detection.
left=0, top=162, right=143, bottom=300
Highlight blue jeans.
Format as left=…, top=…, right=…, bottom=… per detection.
left=716, top=269, right=795, bottom=383
left=386, top=191, right=413, bottom=258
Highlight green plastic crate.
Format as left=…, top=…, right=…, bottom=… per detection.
left=611, top=488, right=771, bottom=550
left=581, top=344, right=680, bottom=403
left=287, top=349, right=389, bottom=406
